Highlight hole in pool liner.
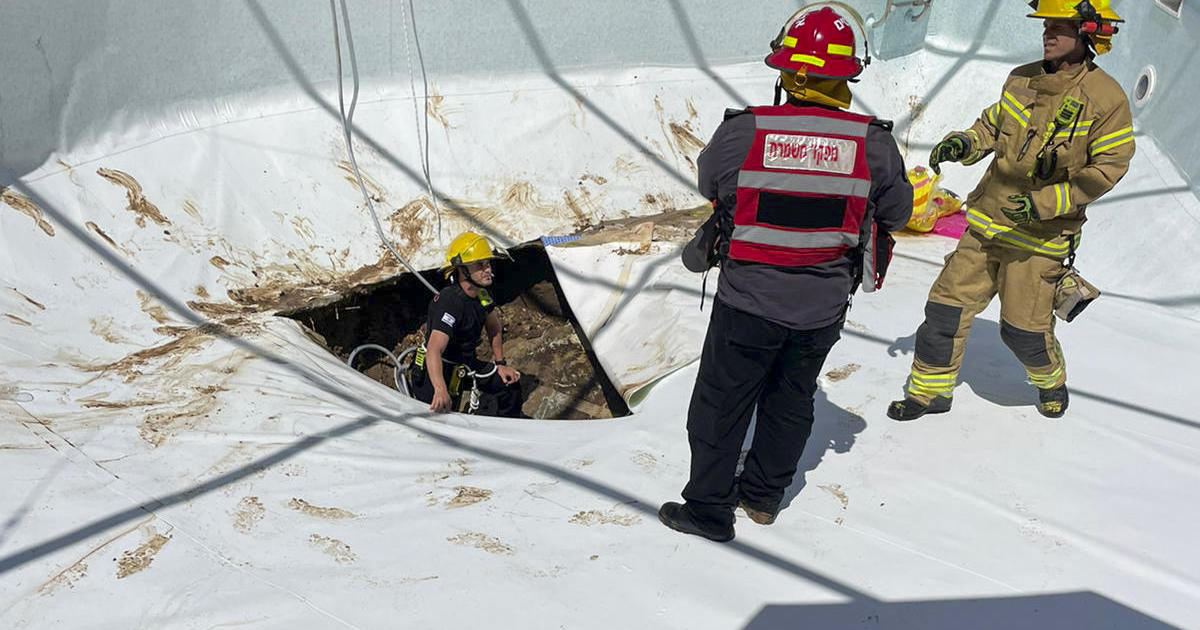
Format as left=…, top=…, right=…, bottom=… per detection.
left=282, top=241, right=630, bottom=420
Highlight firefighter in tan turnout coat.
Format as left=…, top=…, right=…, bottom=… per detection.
left=888, top=0, right=1135, bottom=421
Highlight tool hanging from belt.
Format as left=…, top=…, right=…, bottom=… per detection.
left=1053, top=236, right=1101, bottom=322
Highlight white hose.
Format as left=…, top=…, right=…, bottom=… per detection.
left=330, top=0, right=438, bottom=296
left=346, top=344, right=406, bottom=395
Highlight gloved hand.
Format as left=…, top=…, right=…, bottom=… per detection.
left=928, top=133, right=971, bottom=175
left=1001, top=193, right=1037, bottom=225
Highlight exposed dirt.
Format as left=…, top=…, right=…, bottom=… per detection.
left=336, top=160, right=386, bottom=202
left=115, top=533, right=170, bottom=579
left=819, top=483, right=850, bottom=509
left=79, top=396, right=164, bottom=410
left=85, top=221, right=130, bottom=255
left=285, top=244, right=628, bottom=420
left=182, top=200, right=202, bottom=220
left=426, top=86, right=456, bottom=128
left=386, top=198, right=434, bottom=258
left=289, top=498, right=357, bottom=520
left=568, top=509, right=641, bottom=527
left=9, top=288, right=45, bottom=310
left=580, top=174, right=609, bottom=186
left=563, top=204, right=711, bottom=247
left=4, top=314, right=32, bottom=326
left=136, top=290, right=173, bottom=324
left=417, top=458, right=472, bottom=484
left=669, top=122, right=706, bottom=152
left=232, top=496, right=266, bottom=533
left=139, top=385, right=221, bottom=446
left=38, top=561, right=88, bottom=594
left=1, top=187, right=55, bottom=236
left=309, top=534, right=356, bottom=564
left=824, top=363, right=862, bottom=383
left=446, top=532, right=513, bottom=555
left=88, top=314, right=127, bottom=343
left=97, top=168, right=170, bottom=227
left=444, top=486, right=493, bottom=509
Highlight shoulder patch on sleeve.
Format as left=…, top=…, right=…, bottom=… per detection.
left=441, top=312, right=456, bottom=327
left=870, top=119, right=895, bottom=131
left=723, top=107, right=750, bottom=120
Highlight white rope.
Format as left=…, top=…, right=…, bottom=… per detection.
left=398, top=0, right=444, bottom=245
left=330, top=0, right=438, bottom=296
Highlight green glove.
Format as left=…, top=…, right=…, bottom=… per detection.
left=929, top=133, right=970, bottom=175
left=1001, top=193, right=1037, bottom=225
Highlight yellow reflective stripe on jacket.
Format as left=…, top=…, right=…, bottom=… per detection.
left=1053, top=182, right=1072, bottom=217
left=1055, top=119, right=1093, bottom=138
left=965, top=209, right=1073, bottom=257
left=1090, top=125, right=1134, bottom=156
left=1001, top=91, right=1031, bottom=127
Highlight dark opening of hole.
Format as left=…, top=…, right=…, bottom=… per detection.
left=281, top=241, right=631, bottom=420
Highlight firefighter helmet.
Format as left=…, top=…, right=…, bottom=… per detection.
left=765, top=5, right=868, bottom=81
left=1027, top=0, right=1123, bottom=55
left=1027, top=0, right=1122, bottom=22
left=443, top=231, right=502, bottom=275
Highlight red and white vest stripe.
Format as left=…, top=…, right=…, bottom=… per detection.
left=729, top=105, right=874, bottom=270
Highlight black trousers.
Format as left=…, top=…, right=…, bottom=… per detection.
left=409, top=361, right=524, bottom=418
left=682, top=299, right=842, bottom=527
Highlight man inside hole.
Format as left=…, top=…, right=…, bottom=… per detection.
left=409, top=232, right=524, bottom=417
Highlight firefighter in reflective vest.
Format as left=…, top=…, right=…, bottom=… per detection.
left=887, top=0, right=1134, bottom=422
left=659, top=5, right=913, bottom=542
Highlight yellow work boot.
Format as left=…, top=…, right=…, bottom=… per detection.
left=887, top=396, right=951, bottom=421
left=1037, top=385, right=1069, bottom=418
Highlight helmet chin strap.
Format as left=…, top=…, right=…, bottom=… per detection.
left=457, top=266, right=489, bottom=291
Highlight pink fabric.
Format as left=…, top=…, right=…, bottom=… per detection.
left=930, top=212, right=968, bottom=239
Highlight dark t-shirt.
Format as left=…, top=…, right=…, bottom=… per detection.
left=698, top=104, right=914, bottom=330
left=425, top=285, right=495, bottom=366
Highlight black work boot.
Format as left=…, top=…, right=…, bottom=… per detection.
left=737, top=500, right=777, bottom=526
left=1037, top=385, right=1069, bottom=418
left=658, top=502, right=734, bottom=542
left=887, top=396, right=952, bottom=421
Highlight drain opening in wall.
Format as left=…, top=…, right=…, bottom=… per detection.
left=1134, top=65, right=1157, bottom=108
left=282, top=241, right=630, bottom=420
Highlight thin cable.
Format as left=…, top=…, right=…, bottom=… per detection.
left=401, top=0, right=443, bottom=244
left=330, top=0, right=439, bottom=296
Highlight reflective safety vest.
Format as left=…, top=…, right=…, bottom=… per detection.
left=729, top=105, right=874, bottom=268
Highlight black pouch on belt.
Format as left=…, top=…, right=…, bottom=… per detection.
left=682, top=211, right=722, bottom=273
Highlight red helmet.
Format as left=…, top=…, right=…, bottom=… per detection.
left=766, top=6, right=866, bottom=80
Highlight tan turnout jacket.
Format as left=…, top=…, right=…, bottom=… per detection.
left=954, top=59, right=1135, bottom=257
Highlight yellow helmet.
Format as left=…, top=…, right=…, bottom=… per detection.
left=443, top=231, right=502, bottom=275
left=1027, top=0, right=1122, bottom=55
left=1027, top=0, right=1121, bottom=22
